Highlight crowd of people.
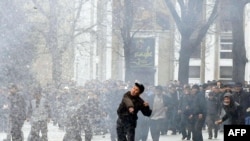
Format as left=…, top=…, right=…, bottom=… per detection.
left=134, top=80, right=250, bottom=141
left=0, top=79, right=250, bottom=141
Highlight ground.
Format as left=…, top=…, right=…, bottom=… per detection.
left=0, top=122, right=224, bottom=141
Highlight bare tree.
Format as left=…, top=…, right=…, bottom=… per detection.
left=113, top=0, right=154, bottom=82
left=164, top=0, right=219, bottom=84
left=32, top=0, right=95, bottom=87
left=0, top=0, right=36, bottom=86
left=229, top=0, right=249, bottom=84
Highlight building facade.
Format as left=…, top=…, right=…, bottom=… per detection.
left=29, top=0, right=250, bottom=86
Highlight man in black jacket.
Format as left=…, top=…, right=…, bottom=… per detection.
left=116, top=83, right=152, bottom=141
left=190, top=84, right=207, bottom=141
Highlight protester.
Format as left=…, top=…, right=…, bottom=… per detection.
left=0, top=87, right=9, bottom=133
left=190, top=84, right=207, bottom=141
left=148, top=85, right=168, bottom=141
left=116, top=83, right=152, bottom=141
left=27, top=86, right=51, bottom=141
left=178, top=84, right=193, bottom=140
left=231, top=82, right=250, bottom=120
left=205, top=92, right=220, bottom=139
left=215, top=93, right=245, bottom=125
left=135, top=84, right=152, bottom=141
left=4, top=84, right=26, bottom=141
left=166, top=84, right=179, bottom=135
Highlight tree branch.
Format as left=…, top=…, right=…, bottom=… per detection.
left=74, top=24, right=97, bottom=38
left=192, top=0, right=219, bottom=48
left=61, top=0, right=87, bottom=52
left=164, top=0, right=183, bottom=33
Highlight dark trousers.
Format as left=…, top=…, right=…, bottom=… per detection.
left=160, top=117, right=168, bottom=135
left=191, top=115, right=206, bottom=141
left=63, top=131, right=82, bottom=141
left=206, top=115, right=219, bottom=138
left=180, top=114, right=192, bottom=140
left=149, top=119, right=164, bottom=141
left=9, top=118, right=25, bottom=141
left=167, top=110, right=177, bottom=133
left=84, top=121, right=93, bottom=141
left=28, top=120, right=48, bottom=141
left=117, top=118, right=136, bottom=141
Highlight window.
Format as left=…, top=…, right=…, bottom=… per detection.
left=220, top=52, right=232, bottom=59
left=220, top=66, right=232, bottom=78
left=220, top=33, right=232, bottom=59
left=221, top=43, right=232, bottom=50
left=189, top=66, right=200, bottom=78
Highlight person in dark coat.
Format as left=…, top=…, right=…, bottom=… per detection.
left=189, top=84, right=207, bottom=141
left=27, top=87, right=51, bottom=141
left=4, top=84, right=26, bottom=141
left=231, top=82, right=250, bottom=120
left=0, top=87, right=9, bottom=133
left=215, top=92, right=245, bottom=125
left=116, top=83, right=152, bottom=141
left=166, top=84, right=179, bottom=135
left=178, top=84, right=193, bottom=140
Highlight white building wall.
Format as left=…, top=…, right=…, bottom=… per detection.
left=245, top=4, right=250, bottom=83
left=74, top=0, right=113, bottom=85
left=105, top=0, right=113, bottom=80
left=74, top=0, right=97, bottom=85
left=204, top=27, right=216, bottom=83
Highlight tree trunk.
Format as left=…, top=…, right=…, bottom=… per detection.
left=122, top=0, right=134, bottom=83
left=231, top=0, right=247, bottom=84
left=124, top=39, right=132, bottom=82
left=178, top=38, right=193, bottom=84
left=48, top=0, right=61, bottom=87
left=52, top=50, right=62, bottom=87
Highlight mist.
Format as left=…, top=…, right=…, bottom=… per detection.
left=1, top=0, right=250, bottom=141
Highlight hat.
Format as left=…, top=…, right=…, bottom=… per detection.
left=135, top=83, right=144, bottom=94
